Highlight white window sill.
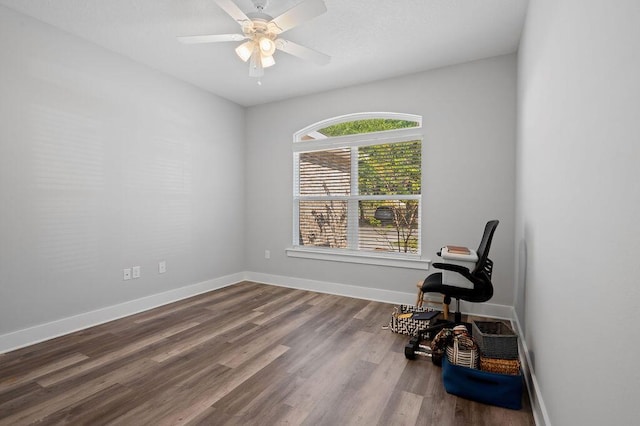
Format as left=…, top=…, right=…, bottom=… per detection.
left=286, top=247, right=431, bottom=270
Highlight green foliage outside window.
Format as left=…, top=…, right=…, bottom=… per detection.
left=319, top=118, right=418, bottom=137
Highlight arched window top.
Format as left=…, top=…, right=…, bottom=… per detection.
left=294, top=112, right=422, bottom=142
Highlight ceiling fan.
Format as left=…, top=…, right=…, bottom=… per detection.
left=178, top=0, right=330, bottom=78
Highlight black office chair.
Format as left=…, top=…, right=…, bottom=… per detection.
left=423, top=219, right=499, bottom=324
left=404, top=220, right=499, bottom=361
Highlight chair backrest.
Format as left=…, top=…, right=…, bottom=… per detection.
left=457, top=220, right=498, bottom=303
left=472, top=220, right=499, bottom=278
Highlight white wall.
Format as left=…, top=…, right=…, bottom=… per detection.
left=245, top=55, right=517, bottom=309
left=0, top=6, right=245, bottom=336
left=516, top=0, right=640, bottom=424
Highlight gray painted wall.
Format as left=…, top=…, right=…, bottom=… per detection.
left=245, top=54, right=517, bottom=307
left=516, top=0, right=640, bottom=424
left=0, top=6, right=245, bottom=335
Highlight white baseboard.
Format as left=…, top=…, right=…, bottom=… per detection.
left=243, top=271, right=417, bottom=305
left=243, top=271, right=513, bottom=320
left=0, top=272, right=244, bottom=354
left=510, top=311, right=551, bottom=426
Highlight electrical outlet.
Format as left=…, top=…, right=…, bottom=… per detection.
left=158, top=261, right=166, bottom=274
left=132, top=266, right=141, bottom=279
left=123, top=268, right=131, bottom=280
left=264, top=250, right=270, bottom=259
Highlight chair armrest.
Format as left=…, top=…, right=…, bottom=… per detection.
left=432, top=262, right=473, bottom=280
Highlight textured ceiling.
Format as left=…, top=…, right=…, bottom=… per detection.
left=0, top=0, right=529, bottom=106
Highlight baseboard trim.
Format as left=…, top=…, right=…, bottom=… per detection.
left=0, top=272, right=244, bottom=354
left=243, top=271, right=513, bottom=320
left=244, top=271, right=417, bottom=305
left=511, top=312, right=551, bottom=426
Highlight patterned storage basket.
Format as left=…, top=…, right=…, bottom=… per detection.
left=389, top=305, right=437, bottom=336
left=447, top=336, right=480, bottom=369
left=445, top=325, right=480, bottom=369
left=472, top=321, right=519, bottom=359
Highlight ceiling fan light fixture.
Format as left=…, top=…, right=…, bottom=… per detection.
left=261, top=53, right=275, bottom=68
left=258, top=36, right=276, bottom=56
left=235, top=40, right=255, bottom=62
left=249, top=49, right=264, bottom=77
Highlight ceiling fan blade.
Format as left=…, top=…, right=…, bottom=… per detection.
left=177, top=34, right=246, bottom=44
left=268, top=0, right=327, bottom=34
left=275, top=38, right=330, bottom=65
left=214, top=0, right=251, bottom=26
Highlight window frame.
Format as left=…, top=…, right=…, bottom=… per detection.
left=288, top=112, right=430, bottom=270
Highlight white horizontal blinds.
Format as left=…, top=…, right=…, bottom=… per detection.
left=298, top=149, right=350, bottom=196
left=358, top=200, right=420, bottom=253
left=298, top=200, right=348, bottom=248
left=298, top=149, right=349, bottom=248
left=356, top=141, right=421, bottom=253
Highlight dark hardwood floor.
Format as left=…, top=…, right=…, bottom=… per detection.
left=0, top=281, right=535, bottom=425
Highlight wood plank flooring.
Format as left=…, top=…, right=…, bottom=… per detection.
left=0, top=281, right=535, bottom=425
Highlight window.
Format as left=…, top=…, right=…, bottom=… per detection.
left=290, top=113, right=425, bottom=267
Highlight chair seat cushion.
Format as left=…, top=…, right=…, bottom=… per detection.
left=421, top=273, right=492, bottom=303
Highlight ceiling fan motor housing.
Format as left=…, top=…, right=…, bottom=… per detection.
left=252, top=0, right=269, bottom=12
left=243, top=17, right=278, bottom=42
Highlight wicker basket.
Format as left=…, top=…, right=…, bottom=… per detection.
left=480, top=357, right=521, bottom=375
left=472, top=321, right=519, bottom=359
left=389, top=305, right=436, bottom=336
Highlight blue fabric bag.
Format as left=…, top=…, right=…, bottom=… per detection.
left=442, top=357, right=523, bottom=410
